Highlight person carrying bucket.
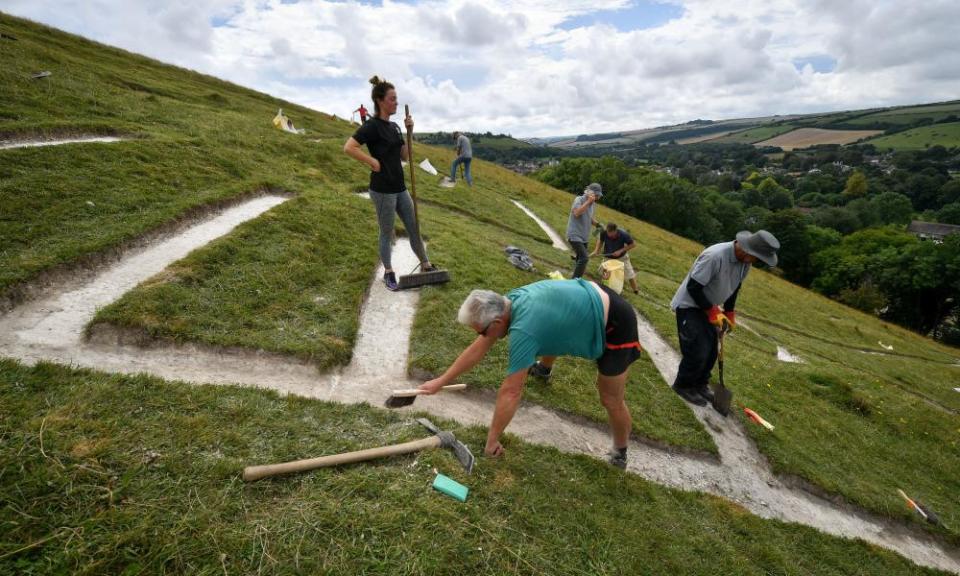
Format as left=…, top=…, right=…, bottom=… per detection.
left=591, top=222, right=639, bottom=295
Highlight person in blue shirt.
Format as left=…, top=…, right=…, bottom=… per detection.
left=591, top=222, right=640, bottom=294
left=417, top=279, right=643, bottom=469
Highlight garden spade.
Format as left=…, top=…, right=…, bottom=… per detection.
left=711, top=326, right=733, bottom=417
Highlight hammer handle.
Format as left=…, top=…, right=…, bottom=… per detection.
left=243, top=435, right=441, bottom=482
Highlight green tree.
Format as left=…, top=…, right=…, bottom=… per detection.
left=705, top=193, right=745, bottom=240
left=937, top=202, right=960, bottom=225
left=805, top=225, right=841, bottom=255
left=871, top=192, right=914, bottom=226
left=842, top=170, right=868, bottom=198
left=811, top=206, right=861, bottom=235
left=812, top=229, right=959, bottom=334
left=768, top=188, right=795, bottom=211
left=846, top=198, right=880, bottom=228
left=939, top=179, right=960, bottom=206
left=762, top=209, right=812, bottom=283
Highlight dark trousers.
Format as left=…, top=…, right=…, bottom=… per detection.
left=570, top=240, right=589, bottom=278
left=673, top=307, right=718, bottom=390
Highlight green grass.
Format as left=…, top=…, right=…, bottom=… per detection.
left=0, top=13, right=356, bottom=296
left=845, top=102, right=960, bottom=127
left=1, top=359, right=947, bottom=575
left=710, top=124, right=796, bottom=144
left=470, top=135, right=537, bottom=150
left=91, top=184, right=380, bottom=368
left=3, top=9, right=960, bottom=554
left=408, top=203, right=716, bottom=454
left=863, top=122, right=960, bottom=150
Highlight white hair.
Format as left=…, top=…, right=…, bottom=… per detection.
left=457, top=290, right=508, bottom=327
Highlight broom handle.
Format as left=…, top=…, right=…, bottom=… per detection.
left=243, top=435, right=442, bottom=481
left=404, top=104, right=419, bottom=225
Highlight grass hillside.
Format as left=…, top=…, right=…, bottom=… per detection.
left=846, top=101, right=960, bottom=127
left=864, top=122, right=960, bottom=151
left=1, top=12, right=959, bottom=573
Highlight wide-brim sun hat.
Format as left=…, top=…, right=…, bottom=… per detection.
left=736, top=230, right=780, bottom=267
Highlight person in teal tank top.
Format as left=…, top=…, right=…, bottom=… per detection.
left=417, top=278, right=643, bottom=469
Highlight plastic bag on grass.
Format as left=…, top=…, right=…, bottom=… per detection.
left=272, top=108, right=305, bottom=134
left=504, top=246, right=535, bottom=272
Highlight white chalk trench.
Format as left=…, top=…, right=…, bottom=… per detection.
left=1, top=195, right=957, bottom=573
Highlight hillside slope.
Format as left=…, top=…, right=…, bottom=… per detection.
left=1, top=11, right=959, bottom=574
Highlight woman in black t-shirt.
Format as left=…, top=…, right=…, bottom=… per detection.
left=343, top=76, right=435, bottom=291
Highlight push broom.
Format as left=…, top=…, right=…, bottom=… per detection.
left=397, top=104, right=450, bottom=290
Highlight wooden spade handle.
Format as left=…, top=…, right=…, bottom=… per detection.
left=243, top=435, right=441, bottom=482
left=390, top=383, right=467, bottom=398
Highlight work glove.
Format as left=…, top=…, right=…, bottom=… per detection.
left=707, top=306, right=731, bottom=331
left=723, top=310, right=736, bottom=330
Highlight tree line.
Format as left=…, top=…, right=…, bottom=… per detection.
left=534, top=148, right=960, bottom=344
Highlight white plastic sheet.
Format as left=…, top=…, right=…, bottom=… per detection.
left=418, top=158, right=438, bottom=175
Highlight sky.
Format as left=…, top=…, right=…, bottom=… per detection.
left=3, top=0, right=960, bottom=137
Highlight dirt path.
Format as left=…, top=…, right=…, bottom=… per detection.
left=0, top=136, right=124, bottom=150
left=511, top=199, right=568, bottom=250
left=1, top=199, right=957, bottom=573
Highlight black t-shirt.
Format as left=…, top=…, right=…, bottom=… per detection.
left=601, top=229, right=634, bottom=254
left=353, top=118, right=406, bottom=194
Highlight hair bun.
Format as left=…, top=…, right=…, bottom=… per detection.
left=369, top=75, right=382, bottom=86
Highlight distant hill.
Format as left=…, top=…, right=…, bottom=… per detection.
left=545, top=101, right=960, bottom=152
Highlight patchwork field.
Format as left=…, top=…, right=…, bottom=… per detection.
left=755, top=127, right=884, bottom=150
left=708, top=124, right=797, bottom=144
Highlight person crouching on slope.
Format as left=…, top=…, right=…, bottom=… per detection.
left=669, top=230, right=780, bottom=409
left=343, top=76, right=437, bottom=291
left=417, top=279, right=642, bottom=469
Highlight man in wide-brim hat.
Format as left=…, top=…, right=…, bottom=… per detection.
left=668, top=230, right=780, bottom=410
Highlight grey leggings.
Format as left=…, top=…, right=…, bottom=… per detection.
left=369, top=189, right=428, bottom=270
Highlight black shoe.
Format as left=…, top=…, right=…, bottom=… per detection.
left=672, top=384, right=707, bottom=406
left=697, top=385, right=715, bottom=404
left=607, top=447, right=627, bottom=470
left=421, top=262, right=439, bottom=272
left=528, top=361, right=552, bottom=383
left=384, top=271, right=399, bottom=291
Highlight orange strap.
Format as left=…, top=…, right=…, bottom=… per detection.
left=606, top=341, right=641, bottom=350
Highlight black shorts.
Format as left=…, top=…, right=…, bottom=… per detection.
left=596, top=283, right=642, bottom=376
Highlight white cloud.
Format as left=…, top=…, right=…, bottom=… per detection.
left=4, top=0, right=959, bottom=136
